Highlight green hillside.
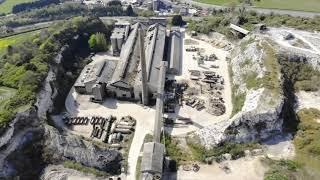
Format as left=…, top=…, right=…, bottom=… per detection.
left=195, top=0, right=320, bottom=12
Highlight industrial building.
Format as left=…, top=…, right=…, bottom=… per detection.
left=74, top=20, right=180, bottom=105
left=141, top=142, right=165, bottom=179
left=140, top=61, right=167, bottom=180
left=110, top=21, right=130, bottom=56
left=167, top=27, right=182, bottom=75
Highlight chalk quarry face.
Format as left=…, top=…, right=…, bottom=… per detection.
left=193, top=35, right=284, bottom=147
left=193, top=27, right=320, bottom=148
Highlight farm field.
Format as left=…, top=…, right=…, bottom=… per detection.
left=195, top=0, right=320, bottom=12
left=0, top=31, right=36, bottom=55
left=0, top=0, right=36, bottom=14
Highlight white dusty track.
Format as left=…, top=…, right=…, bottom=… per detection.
left=266, top=28, right=320, bottom=55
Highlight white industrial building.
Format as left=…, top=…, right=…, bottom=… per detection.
left=74, top=20, right=181, bottom=104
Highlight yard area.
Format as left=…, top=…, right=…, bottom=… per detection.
left=0, top=0, right=36, bottom=14
left=195, top=0, right=320, bottom=12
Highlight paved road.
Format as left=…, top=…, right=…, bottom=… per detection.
left=181, top=0, right=320, bottom=18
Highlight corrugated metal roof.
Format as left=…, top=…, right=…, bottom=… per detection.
left=141, top=142, right=165, bottom=173
left=230, top=23, right=250, bottom=35
left=169, top=30, right=182, bottom=73
left=97, top=60, right=118, bottom=83
left=145, top=23, right=166, bottom=91
left=112, top=23, right=140, bottom=82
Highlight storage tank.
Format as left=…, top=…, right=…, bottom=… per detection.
left=116, top=36, right=123, bottom=52
left=111, top=36, right=118, bottom=55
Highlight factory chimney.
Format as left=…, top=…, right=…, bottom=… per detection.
left=139, top=25, right=149, bottom=106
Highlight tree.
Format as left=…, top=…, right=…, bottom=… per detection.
left=171, top=15, right=184, bottom=26
left=107, top=0, right=122, bottom=6
left=138, top=10, right=154, bottom=17
left=88, top=33, right=108, bottom=52
left=12, top=0, right=60, bottom=13
left=89, top=34, right=97, bottom=50
left=126, top=5, right=135, bottom=16
left=6, top=45, right=13, bottom=55
left=0, top=109, right=14, bottom=127
left=238, top=5, right=247, bottom=25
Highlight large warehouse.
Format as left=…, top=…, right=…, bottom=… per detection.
left=74, top=21, right=181, bottom=104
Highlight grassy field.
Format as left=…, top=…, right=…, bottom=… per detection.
left=0, top=0, right=36, bottom=14
left=195, top=0, right=320, bottom=12
left=0, top=86, right=17, bottom=110
left=195, top=0, right=238, bottom=6
left=0, top=31, right=37, bottom=55
left=293, top=108, right=320, bottom=178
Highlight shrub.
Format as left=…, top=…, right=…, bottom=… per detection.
left=171, top=15, right=185, bottom=26
left=88, top=32, right=108, bottom=52
left=187, top=137, right=260, bottom=162
left=162, top=134, right=191, bottom=165
left=295, top=109, right=320, bottom=156
left=63, top=160, right=109, bottom=177
left=265, top=171, right=288, bottom=180
left=278, top=56, right=320, bottom=92
left=262, top=158, right=301, bottom=180
left=0, top=109, right=15, bottom=127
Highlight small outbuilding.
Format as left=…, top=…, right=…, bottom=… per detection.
left=167, top=27, right=182, bottom=75
left=230, top=23, right=250, bottom=38
left=140, top=142, right=165, bottom=179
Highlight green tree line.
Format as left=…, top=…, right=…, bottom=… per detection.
left=1, top=3, right=136, bottom=28
left=0, top=16, right=110, bottom=128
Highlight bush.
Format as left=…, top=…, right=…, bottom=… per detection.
left=88, top=32, right=108, bottom=52
left=295, top=109, right=320, bottom=156
left=187, top=137, right=260, bottom=162
left=262, top=158, right=301, bottom=180
left=171, top=15, right=185, bottom=26
left=137, top=10, right=154, bottom=17
left=12, top=0, right=60, bottom=13
left=231, top=89, right=246, bottom=116
left=278, top=56, right=320, bottom=92
left=0, top=109, right=15, bottom=127
left=63, top=160, right=109, bottom=177
left=162, top=134, right=192, bottom=165
left=107, top=0, right=122, bottom=6
left=265, top=171, right=288, bottom=180
left=126, top=5, right=135, bottom=16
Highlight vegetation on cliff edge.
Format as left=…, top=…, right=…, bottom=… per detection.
left=0, top=16, right=110, bottom=128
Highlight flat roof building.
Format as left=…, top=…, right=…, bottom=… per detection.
left=111, top=21, right=130, bottom=56
left=167, top=27, right=182, bottom=75
left=141, top=142, right=165, bottom=179
left=144, top=23, right=166, bottom=93
left=230, top=23, right=250, bottom=35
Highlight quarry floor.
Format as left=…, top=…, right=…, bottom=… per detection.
left=266, top=27, right=320, bottom=56
left=164, top=29, right=233, bottom=136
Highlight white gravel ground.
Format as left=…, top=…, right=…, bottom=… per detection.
left=295, top=90, right=320, bottom=111
left=165, top=29, right=233, bottom=136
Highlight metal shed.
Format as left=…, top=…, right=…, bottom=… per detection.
left=141, top=142, right=165, bottom=175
